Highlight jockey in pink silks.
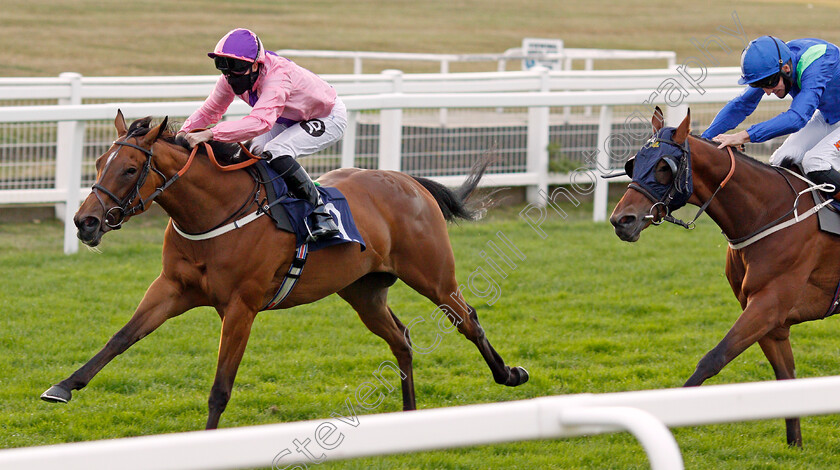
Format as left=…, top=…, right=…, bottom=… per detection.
left=179, top=28, right=346, bottom=242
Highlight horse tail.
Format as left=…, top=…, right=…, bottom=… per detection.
left=412, top=156, right=493, bottom=222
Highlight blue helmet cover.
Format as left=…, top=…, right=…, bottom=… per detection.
left=739, top=36, right=792, bottom=85
left=627, top=127, right=693, bottom=210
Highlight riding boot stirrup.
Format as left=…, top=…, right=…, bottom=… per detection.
left=807, top=168, right=840, bottom=200
left=269, top=155, right=340, bottom=243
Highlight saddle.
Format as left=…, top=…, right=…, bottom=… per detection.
left=252, top=161, right=365, bottom=252
left=811, top=190, right=840, bottom=237
left=777, top=162, right=840, bottom=237
left=251, top=161, right=366, bottom=311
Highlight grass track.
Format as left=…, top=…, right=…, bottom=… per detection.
left=2, top=1, right=840, bottom=77
left=2, top=202, right=840, bottom=468
left=5, top=1, right=840, bottom=467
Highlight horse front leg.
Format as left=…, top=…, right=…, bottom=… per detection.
left=42, top=275, right=196, bottom=403
left=684, top=291, right=785, bottom=387
left=205, top=299, right=257, bottom=430
left=758, top=329, right=802, bottom=447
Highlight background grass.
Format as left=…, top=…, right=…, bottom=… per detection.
left=4, top=1, right=840, bottom=468
left=2, top=0, right=840, bottom=77
left=2, top=203, right=840, bottom=469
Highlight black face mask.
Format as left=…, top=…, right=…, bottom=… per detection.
left=226, top=67, right=260, bottom=95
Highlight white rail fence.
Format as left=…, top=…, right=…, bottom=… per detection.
left=272, top=45, right=678, bottom=74
left=0, top=66, right=739, bottom=100
left=2, top=375, right=840, bottom=470
left=1, top=67, right=788, bottom=255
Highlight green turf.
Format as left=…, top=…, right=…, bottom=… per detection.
left=3, top=0, right=840, bottom=77
left=4, top=1, right=840, bottom=467
left=2, top=200, right=839, bottom=469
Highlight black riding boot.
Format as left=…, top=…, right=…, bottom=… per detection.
left=807, top=168, right=840, bottom=198
left=268, top=154, right=340, bottom=242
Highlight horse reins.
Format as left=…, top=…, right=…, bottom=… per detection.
left=629, top=139, right=736, bottom=230
left=669, top=145, right=736, bottom=230
left=91, top=133, right=263, bottom=230
left=630, top=139, right=836, bottom=250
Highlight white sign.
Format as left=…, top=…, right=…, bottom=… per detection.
left=522, top=38, right=564, bottom=70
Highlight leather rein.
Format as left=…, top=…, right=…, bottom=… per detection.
left=629, top=141, right=836, bottom=250
left=91, top=134, right=263, bottom=230
left=630, top=144, right=736, bottom=230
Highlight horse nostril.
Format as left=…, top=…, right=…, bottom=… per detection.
left=76, top=216, right=100, bottom=232
left=612, top=214, right=636, bottom=228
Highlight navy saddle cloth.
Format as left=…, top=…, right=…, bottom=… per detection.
left=254, top=161, right=365, bottom=252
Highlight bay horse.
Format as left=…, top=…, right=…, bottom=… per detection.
left=41, top=111, right=529, bottom=430
left=609, top=107, right=840, bottom=447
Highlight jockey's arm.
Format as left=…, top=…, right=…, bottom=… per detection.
left=701, top=87, right=764, bottom=140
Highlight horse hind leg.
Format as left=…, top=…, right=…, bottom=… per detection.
left=399, top=265, right=528, bottom=388
left=454, top=299, right=529, bottom=387
left=758, top=329, right=802, bottom=447
left=338, top=273, right=416, bottom=411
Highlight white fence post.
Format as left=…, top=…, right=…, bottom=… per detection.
left=341, top=110, right=358, bottom=168
left=54, top=73, right=84, bottom=254
left=561, top=406, right=684, bottom=470
left=526, top=67, right=550, bottom=205
left=54, top=72, right=82, bottom=222
left=438, top=60, right=449, bottom=127
left=353, top=55, right=363, bottom=75
left=378, top=70, right=403, bottom=171
left=593, top=105, right=613, bottom=222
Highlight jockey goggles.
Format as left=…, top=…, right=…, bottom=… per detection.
left=214, top=56, right=253, bottom=75
left=748, top=71, right=781, bottom=89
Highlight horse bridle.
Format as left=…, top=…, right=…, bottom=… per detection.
left=91, top=135, right=264, bottom=231
left=628, top=137, right=736, bottom=230
left=627, top=137, right=693, bottom=227
left=91, top=137, right=192, bottom=229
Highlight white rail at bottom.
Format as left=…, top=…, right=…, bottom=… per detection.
left=3, top=376, right=840, bottom=470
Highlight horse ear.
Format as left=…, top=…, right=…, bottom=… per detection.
left=115, top=109, right=127, bottom=136
left=141, top=116, right=169, bottom=146
left=651, top=106, right=664, bottom=133
left=673, top=108, right=691, bottom=145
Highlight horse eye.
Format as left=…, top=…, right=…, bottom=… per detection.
left=124, top=167, right=138, bottom=176
left=654, top=165, right=672, bottom=184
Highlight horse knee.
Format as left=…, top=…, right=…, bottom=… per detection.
left=390, top=340, right=413, bottom=364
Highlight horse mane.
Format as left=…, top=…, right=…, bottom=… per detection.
left=127, top=116, right=245, bottom=165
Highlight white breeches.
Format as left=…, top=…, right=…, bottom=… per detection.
left=250, top=98, right=347, bottom=159
left=770, top=110, right=840, bottom=173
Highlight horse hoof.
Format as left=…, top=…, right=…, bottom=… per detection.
left=41, top=385, right=72, bottom=404
left=514, top=366, right=530, bottom=385
left=506, top=366, right=530, bottom=387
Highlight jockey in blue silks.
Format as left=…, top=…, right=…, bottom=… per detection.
left=702, top=36, right=840, bottom=196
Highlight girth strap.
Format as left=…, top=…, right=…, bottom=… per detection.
left=262, top=244, right=309, bottom=310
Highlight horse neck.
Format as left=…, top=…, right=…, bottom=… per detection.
left=688, top=137, right=793, bottom=240
left=150, top=142, right=257, bottom=233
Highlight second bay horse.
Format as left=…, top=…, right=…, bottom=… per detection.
left=610, top=107, right=840, bottom=447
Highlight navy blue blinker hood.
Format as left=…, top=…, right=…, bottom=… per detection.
left=626, top=127, right=693, bottom=211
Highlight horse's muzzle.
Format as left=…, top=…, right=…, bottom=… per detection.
left=609, top=212, right=644, bottom=242
left=74, top=215, right=104, bottom=246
